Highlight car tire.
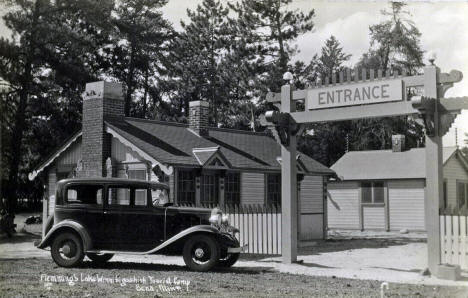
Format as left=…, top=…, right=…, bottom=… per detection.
left=51, top=232, right=84, bottom=268
left=87, top=253, right=114, bottom=264
left=218, top=252, right=239, bottom=267
left=183, top=234, right=219, bottom=272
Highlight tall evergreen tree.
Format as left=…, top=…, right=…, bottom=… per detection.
left=0, top=0, right=113, bottom=212
left=105, top=0, right=173, bottom=117
left=230, top=0, right=315, bottom=93
left=350, top=1, right=425, bottom=152
left=166, top=0, right=234, bottom=125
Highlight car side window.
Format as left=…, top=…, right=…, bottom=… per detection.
left=134, top=188, right=148, bottom=206
left=151, top=188, right=168, bottom=207
left=108, top=186, right=131, bottom=206
left=66, top=185, right=103, bottom=205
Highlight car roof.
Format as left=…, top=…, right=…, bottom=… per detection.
left=57, top=178, right=169, bottom=189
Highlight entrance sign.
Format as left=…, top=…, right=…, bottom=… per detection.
left=306, top=79, right=403, bottom=110
left=263, top=65, right=468, bottom=280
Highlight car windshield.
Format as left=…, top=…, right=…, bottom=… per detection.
left=151, top=187, right=168, bottom=206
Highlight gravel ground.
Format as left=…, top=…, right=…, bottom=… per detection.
left=0, top=258, right=467, bottom=297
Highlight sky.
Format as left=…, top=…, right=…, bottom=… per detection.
left=1, top=0, right=467, bottom=146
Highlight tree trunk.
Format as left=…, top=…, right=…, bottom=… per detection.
left=6, top=0, right=40, bottom=214
left=125, top=44, right=136, bottom=117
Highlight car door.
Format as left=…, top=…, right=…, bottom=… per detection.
left=60, top=183, right=107, bottom=248
left=103, top=184, right=165, bottom=251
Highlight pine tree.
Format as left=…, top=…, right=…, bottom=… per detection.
left=230, top=0, right=315, bottom=93
left=105, top=0, right=173, bottom=117
left=166, top=0, right=233, bottom=125
left=349, top=1, right=425, bottom=152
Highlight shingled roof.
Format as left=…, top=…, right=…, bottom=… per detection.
left=331, top=146, right=466, bottom=180
left=105, top=117, right=334, bottom=175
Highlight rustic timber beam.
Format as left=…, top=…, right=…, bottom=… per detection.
left=289, top=100, right=417, bottom=123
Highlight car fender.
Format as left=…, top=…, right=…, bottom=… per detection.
left=35, top=220, right=92, bottom=251
left=146, top=225, right=219, bottom=254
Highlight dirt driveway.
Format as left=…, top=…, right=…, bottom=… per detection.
left=1, top=230, right=467, bottom=297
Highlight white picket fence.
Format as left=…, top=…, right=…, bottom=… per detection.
left=225, top=205, right=282, bottom=255
left=440, top=215, right=468, bottom=270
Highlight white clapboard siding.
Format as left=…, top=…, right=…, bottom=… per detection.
left=327, top=182, right=360, bottom=229
left=299, top=175, right=324, bottom=240
left=440, top=215, right=468, bottom=270
left=388, top=180, right=426, bottom=231
left=56, top=140, right=81, bottom=165
left=300, top=214, right=324, bottom=240
left=300, top=176, right=323, bottom=213
left=363, top=206, right=385, bottom=230
left=240, top=172, right=265, bottom=205
left=48, top=170, right=57, bottom=216
left=226, top=207, right=281, bottom=255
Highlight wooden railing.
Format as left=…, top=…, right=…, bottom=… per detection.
left=439, top=214, right=468, bottom=270
left=177, top=203, right=282, bottom=254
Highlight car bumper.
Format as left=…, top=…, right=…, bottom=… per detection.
left=227, top=244, right=248, bottom=253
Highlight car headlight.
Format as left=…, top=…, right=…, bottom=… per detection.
left=209, top=208, right=229, bottom=227
left=221, top=214, right=229, bottom=225
left=209, top=214, right=221, bottom=225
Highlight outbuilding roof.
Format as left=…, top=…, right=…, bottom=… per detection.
left=331, top=146, right=465, bottom=180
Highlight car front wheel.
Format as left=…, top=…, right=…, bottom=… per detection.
left=183, top=234, right=219, bottom=272
left=51, top=232, right=84, bottom=268
left=87, top=253, right=114, bottom=264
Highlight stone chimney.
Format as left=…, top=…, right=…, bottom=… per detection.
left=392, top=134, right=406, bottom=152
left=80, top=81, right=124, bottom=177
left=188, top=100, right=209, bottom=136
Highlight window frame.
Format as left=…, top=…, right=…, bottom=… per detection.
left=63, top=184, right=104, bottom=206
left=225, top=172, right=240, bottom=205
left=200, top=172, right=219, bottom=205
left=266, top=173, right=281, bottom=206
left=360, top=181, right=385, bottom=206
left=456, top=180, right=468, bottom=209
left=177, top=170, right=196, bottom=205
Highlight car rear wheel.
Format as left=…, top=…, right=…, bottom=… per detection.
left=183, top=234, right=219, bottom=272
left=218, top=252, right=239, bottom=267
left=87, top=253, right=114, bottom=264
left=51, top=232, right=84, bottom=268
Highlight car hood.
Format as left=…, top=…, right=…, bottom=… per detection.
left=166, top=206, right=213, bottom=217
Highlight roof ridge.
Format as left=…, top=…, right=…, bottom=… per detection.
left=123, top=116, right=188, bottom=127
left=208, top=126, right=269, bottom=136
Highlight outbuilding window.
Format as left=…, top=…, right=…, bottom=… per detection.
left=456, top=180, right=468, bottom=209
left=361, top=181, right=384, bottom=204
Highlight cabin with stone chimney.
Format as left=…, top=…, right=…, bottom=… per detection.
left=29, top=81, right=335, bottom=241
left=327, top=135, right=468, bottom=232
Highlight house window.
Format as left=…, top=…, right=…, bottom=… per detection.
left=201, top=173, right=218, bottom=205
left=456, top=180, right=468, bottom=209
left=108, top=186, right=131, bottom=206
left=266, top=173, right=281, bottom=206
left=128, top=169, right=147, bottom=180
left=178, top=170, right=195, bottom=204
left=361, top=181, right=384, bottom=204
left=225, top=172, right=240, bottom=205
left=128, top=169, right=147, bottom=204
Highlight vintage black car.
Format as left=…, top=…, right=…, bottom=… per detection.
left=35, top=178, right=244, bottom=271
